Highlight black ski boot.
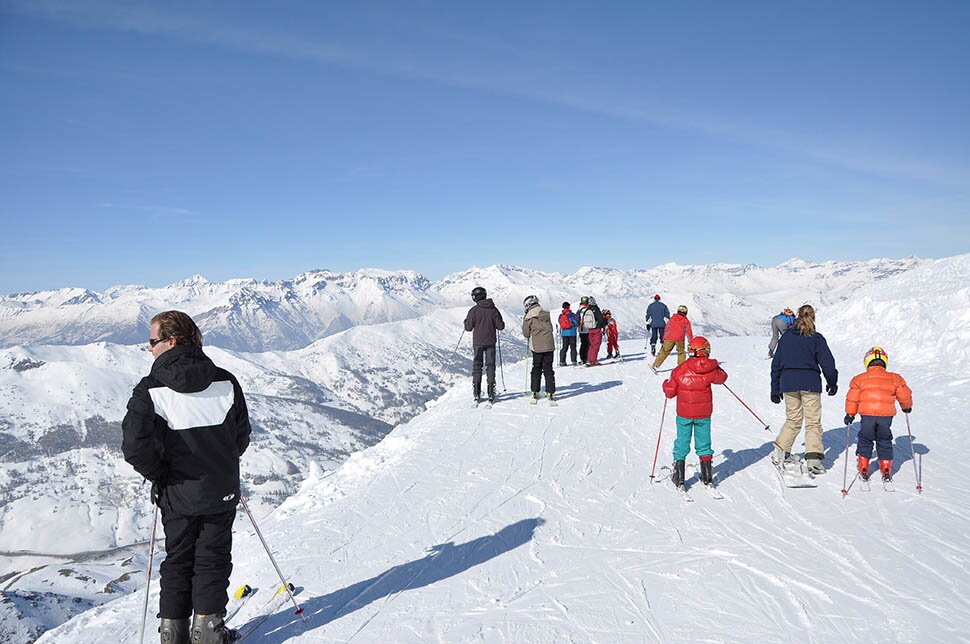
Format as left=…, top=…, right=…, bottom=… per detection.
left=650, top=345, right=656, bottom=356
left=671, top=460, right=686, bottom=487
left=473, top=383, right=482, bottom=404
left=190, top=612, right=236, bottom=644
left=487, top=384, right=496, bottom=404
left=699, top=459, right=713, bottom=485
left=160, top=617, right=190, bottom=644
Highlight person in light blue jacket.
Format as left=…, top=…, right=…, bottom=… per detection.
left=768, top=307, right=795, bottom=358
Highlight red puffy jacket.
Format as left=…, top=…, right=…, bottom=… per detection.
left=663, top=313, right=693, bottom=342
left=662, top=357, right=728, bottom=419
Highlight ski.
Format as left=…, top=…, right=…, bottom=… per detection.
left=882, top=478, right=896, bottom=492
left=687, top=464, right=724, bottom=499
left=659, top=466, right=693, bottom=502
left=233, top=583, right=301, bottom=642
left=772, top=458, right=818, bottom=488
left=223, top=584, right=255, bottom=625
left=859, top=476, right=871, bottom=492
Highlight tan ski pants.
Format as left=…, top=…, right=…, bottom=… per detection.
left=774, top=391, right=824, bottom=458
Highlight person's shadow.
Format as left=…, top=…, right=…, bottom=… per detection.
left=241, top=517, right=545, bottom=642
left=552, top=380, right=623, bottom=401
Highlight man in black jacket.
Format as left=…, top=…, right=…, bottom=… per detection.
left=123, top=310, right=251, bottom=644
left=463, top=286, right=506, bottom=404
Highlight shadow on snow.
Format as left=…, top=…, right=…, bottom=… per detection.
left=242, top=517, right=545, bottom=642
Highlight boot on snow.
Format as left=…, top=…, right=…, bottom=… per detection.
left=879, top=459, right=893, bottom=482
left=650, top=344, right=656, bottom=356
left=473, top=384, right=482, bottom=404
left=671, top=460, right=686, bottom=487
left=857, top=455, right=871, bottom=480
left=699, top=458, right=713, bottom=484
left=805, top=457, right=826, bottom=475
left=487, top=384, right=496, bottom=404
left=160, top=617, right=190, bottom=644
left=190, top=612, right=236, bottom=644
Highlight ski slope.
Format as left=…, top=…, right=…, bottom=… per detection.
left=40, top=335, right=968, bottom=643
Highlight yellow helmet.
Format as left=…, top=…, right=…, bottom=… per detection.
left=863, top=346, right=888, bottom=369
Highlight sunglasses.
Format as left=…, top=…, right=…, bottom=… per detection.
left=148, top=337, right=170, bottom=347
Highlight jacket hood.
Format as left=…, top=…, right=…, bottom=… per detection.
left=687, top=356, right=720, bottom=374
left=525, top=305, right=544, bottom=319
left=150, top=345, right=217, bottom=394
left=476, top=298, right=496, bottom=309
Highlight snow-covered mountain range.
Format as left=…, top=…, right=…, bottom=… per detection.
left=2, top=254, right=965, bottom=642
left=37, top=252, right=970, bottom=642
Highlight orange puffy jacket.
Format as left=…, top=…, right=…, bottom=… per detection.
left=663, top=313, right=693, bottom=342
left=844, top=366, right=913, bottom=417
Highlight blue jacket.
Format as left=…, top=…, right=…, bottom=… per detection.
left=770, top=327, right=838, bottom=396
left=558, top=309, right=579, bottom=337
left=774, top=313, right=795, bottom=327
left=645, top=301, right=670, bottom=328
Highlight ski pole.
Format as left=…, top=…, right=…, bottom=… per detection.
left=138, top=503, right=159, bottom=644
left=720, top=384, right=770, bottom=431
left=239, top=494, right=305, bottom=619
left=496, top=331, right=507, bottom=392
left=649, top=398, right=669, bottom=482
left=904, top=413, right=922, bottom=494
left=840, top=422, right=851, bottom=497
left=450, top=330, right=465, bottom=363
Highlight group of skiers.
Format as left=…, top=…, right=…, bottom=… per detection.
left=121, top=295, right=916, bottom=643
left=463, top=288, right=622, bottom=405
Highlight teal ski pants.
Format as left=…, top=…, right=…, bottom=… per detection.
left=672, top=416, right=713, bottom=461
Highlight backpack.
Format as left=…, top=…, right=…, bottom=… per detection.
left=593, top=306, right=607, bottom=329
left=559, top=312, right=573, bottom=329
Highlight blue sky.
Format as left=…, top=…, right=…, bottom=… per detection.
left=2, top=1, right=968, bottom=294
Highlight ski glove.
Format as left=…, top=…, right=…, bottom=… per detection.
left=844, top=414, right=854, bottom=425
left=902, top=407, right=912, bottom=414
left=825, top=383, right=838, bottom=396
left=150, top=481, right=164, bottom=506
left=770, top=393, right=782, bottom=404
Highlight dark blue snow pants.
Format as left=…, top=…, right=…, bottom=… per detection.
left=856, top=415, right=894, bottom=460
left=650, top=327, right=664, bottom=347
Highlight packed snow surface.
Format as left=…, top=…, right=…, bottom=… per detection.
left=40, top=334, right=969, bottom=642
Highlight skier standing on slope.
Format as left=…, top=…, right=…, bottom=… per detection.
left=582, top=296, right=607, bottom=366
left=844, top=346, right=913, bottom=483
left=522, top=295, right=556, bottom=402
left=770, top=304, right=838, bottom=475
left=122, top=311, right=251, bottom=644
left=652, top=305, right=693, bottom=371
left=603, top=309, right=620, bottom=359
left=768, top=307, right=795, bottom=358
left=558, top=302, right=579, bottom=366
left=464, top=286, right=506, bottom=404
left=662, top=337, right=728, bottom=488
left=645, top=294, right=670, bottom=356
left=577, top=296, right=591, bottom=364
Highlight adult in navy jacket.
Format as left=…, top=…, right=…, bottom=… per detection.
left=770, top=304, right=838, bottom=474
left=123, top=310, right=250, bottom=644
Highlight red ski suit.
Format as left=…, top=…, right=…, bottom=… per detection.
left=605, top=318, right=619, bottom=353
left=662, top=356, right=728, bottom=418
left=663, top=313, right=693, bottom=343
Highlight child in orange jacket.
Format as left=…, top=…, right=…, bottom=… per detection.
left=844, top=346, right=913, bottom=482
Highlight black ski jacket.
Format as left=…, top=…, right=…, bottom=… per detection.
left=464, top=298, right=506, bottom=346
left=122, top=345, right=251, bottom=516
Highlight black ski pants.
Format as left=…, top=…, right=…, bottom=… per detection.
left=559, top=336, right=577, bottom=365
left=159, top=507, right=235, bottom=618
left=531, top=351, right=556, bottom=394
left=650, top=326, right=664, bottom=347
left=579, top=332, right=590, bottom=363
left=472, top=344, right=497, bottom=396
left=857, top=415, right=894, bottom=460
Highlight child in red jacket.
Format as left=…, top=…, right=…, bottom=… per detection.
left=843, top=346, right=913, bottom=482
left=603, top=309, right=620, bottom=359
left=662, top=336, right=728, bottom=488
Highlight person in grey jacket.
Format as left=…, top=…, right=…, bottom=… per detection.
left=645, top=294, right=670, bottom=356
left=464, top=286, right=506, bottom=403
left=522, top=295, right=556, bottom=401
left=768, top=308, right=795, bottom=358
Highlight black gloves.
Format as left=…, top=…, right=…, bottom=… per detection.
left=826, top=383, right=838, bottom=396
left=771, top=393, right=782, bottom=404
left=150, top=480, right=164, bottom=506
left=844, top=414, right=854, bottom=425
left=902, top=407, right=912, bottom=414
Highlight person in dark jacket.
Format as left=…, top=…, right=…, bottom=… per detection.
left=662, top=337, right=728, bottom=487
left=645, top=294, right=670, bottom=356
left=770, top=304, right=838, bottom=474
left=122, top=310, right=251, bottom=644
left=464, top=286, right=506, bottom=403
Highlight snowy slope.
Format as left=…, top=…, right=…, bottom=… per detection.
left=41, top=335, right=969, bottom=643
